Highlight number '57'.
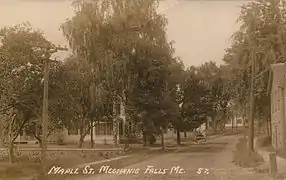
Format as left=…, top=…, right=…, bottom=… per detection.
left=197, top=168, right=209, bottom=175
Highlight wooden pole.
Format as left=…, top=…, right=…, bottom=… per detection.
left=41, top=58, right=49, bottom=177
left=247, top=15, right=255, bottom=152
left=248, top=49, right=255, bottom=152
left=161, top=127, right=165, bottom=151
left=269, top=152, right=277, bottom=178
left=40, top=46, right=68, bottom=178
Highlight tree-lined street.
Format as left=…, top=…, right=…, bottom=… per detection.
left=1, top=0, right=286, bottom=179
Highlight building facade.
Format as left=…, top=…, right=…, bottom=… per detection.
left=225, top=117, right=244, bottom=128
left=61, top=100, right=128, bottom=145
left=270, top=63, right=286, bottom=150
left=11, top=100, right=128, bottom=145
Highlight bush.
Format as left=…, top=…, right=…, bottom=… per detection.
left=56, top=132, right=65, bottom=145
left=233, top=138, right=264, bottom=167
left=256, top=135, right=271, bottom=148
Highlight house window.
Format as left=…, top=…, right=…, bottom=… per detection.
left=275, top=91, right=277, bottom=112
left=271, top=93, right=274, bottom=113
left=95, top=122, right=112, bottom=135
left=128, top=121, right=132, bottom=133
left=278, top=90, right=281, bottom=110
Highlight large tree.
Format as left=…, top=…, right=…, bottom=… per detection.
left=0, top=23, right=70, bottom=161
left=62, top=0, right=182, bottom=148
left=181, top=66, right=210, bottom=132
left=0, top=23, right=60, bottom=162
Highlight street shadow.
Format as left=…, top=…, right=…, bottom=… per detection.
left=175, top=144, right=227, bottom=153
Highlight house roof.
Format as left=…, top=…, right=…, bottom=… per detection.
left=270, top=63, right=285, bottom=69
left=267, top=63, right=286, bottom=94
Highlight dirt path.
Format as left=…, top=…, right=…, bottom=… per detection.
left=60, top=135, right=270, bottom=180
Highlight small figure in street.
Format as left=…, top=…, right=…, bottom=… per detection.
left=195, top=130, right=206, bottom=144
left=193, top=129, right=198, bottom=143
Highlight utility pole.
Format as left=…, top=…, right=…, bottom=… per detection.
left=247, top=16, right=255, bottom=152
left=40, top=45, right=68, bottom=178
left=41, top=53, right=49, bottom=178
left=248, top=49, right=255, bottom=152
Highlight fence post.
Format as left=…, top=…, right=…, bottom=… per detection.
left=269, top=152, right=277, bottom=178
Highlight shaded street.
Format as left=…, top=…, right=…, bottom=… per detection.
left=68, top=135, right=269, bottom=180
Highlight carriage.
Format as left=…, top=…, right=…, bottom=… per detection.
left=195, top=133, right=206, bottom=144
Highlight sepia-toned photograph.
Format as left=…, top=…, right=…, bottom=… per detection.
left=0, top=0, right=286, bottom=179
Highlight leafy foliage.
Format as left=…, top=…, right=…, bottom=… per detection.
left=223, top=0, right=286, bottom=127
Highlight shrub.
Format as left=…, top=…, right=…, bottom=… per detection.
left=256, top=135, right=271, bottom=148
left=233, top=138, right=264, bottom=167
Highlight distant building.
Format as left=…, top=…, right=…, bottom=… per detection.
left=225, top=117, right=244, bottom=128
left=12, top=100, right=130, bottom=145
left=269, top=63, right=286, bottom=150
left=58, top=100, right=131, bottom=145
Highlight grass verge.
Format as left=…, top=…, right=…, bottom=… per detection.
left=0, top=148, right=123, bottom=180
left=233, top=137, right=264, bottom=167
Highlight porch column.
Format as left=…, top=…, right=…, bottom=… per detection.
left=112, top=102, right=119, bottom=145
left=120, top=101, right=126, bottom=139
left=22, top=128, right=27, bottom=141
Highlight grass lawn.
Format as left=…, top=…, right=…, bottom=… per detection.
left=233, top=137, right=264, bottom=168
left=0, top=145, right=124, bottom=180
left=0, top=143, right=172, bottom=180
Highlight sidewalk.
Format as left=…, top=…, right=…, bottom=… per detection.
left=256, top=148, right=286, bottom=175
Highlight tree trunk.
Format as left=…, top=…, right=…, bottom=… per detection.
left=161, top=129, right=165, bottom=151
left=220, top=122, right=226, bottom=131
left=0, top=121, right=4, bottom=148
left=8, top=142, right=14, bottom=163
left=22, top=128, right=26, bottom=141
left=78, top=128, right=85, bottom=148
left=143, top=131, right=147, bottom=147
left=0, top=139, right=3, bottom=148
left=222, top=110, right=227, bottom=131
left=258, top=120, right=261, bottom=135
left=113, top=119, right=118, bottom=145
left=243, top=116, right=247, bottom=128
left=8, top=119, right=15, bottom=163
left=146, top=133, right=151, bottom=146
left=38, top=139, right=42, bottom=148
left=34, top=130, right=42, bottom=148
left=231, top=118, right=234, bottom=132
left=0, top=129, right=4, bottom=148
left=235, top=116, right=238, bottom=131
left=212, top=116, right=217, bottom=132
left=124, top=124, right=129, bottom=150
left=266, top=118, right=270, bottom=137
left=90, top=121, right=94, bottom=148
left=176, top=128, right=181, bottom=145
left=78, top=136, right=84, bottom=148
left=184, top=131, right=187, bottom=138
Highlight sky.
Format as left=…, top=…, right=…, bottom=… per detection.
left=0, top=0, right=245, bottom=67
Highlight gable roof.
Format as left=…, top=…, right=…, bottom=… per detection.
left=267, top=63, right=286, bottom=94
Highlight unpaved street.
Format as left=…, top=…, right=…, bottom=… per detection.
left=67, top=135, right=269, bottom=180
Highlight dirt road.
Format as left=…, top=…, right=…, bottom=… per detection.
left=57, top=135, right=270, bottom=180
